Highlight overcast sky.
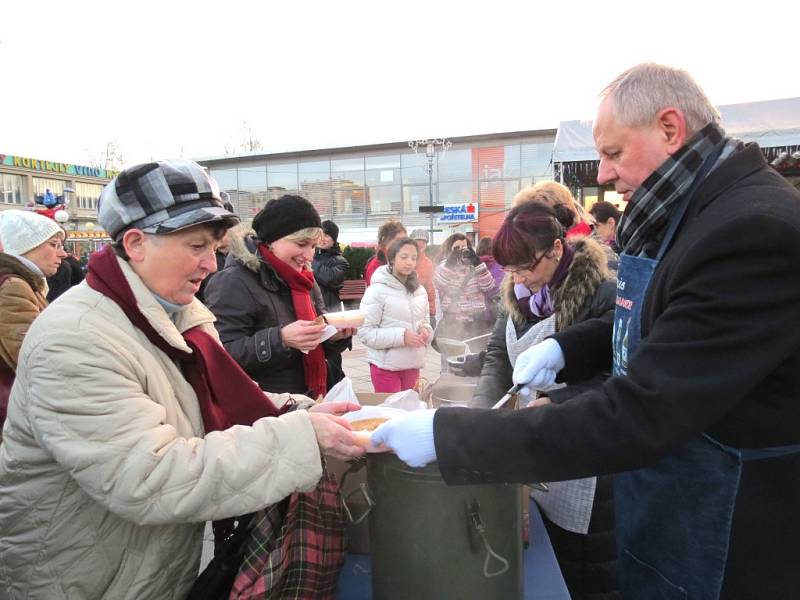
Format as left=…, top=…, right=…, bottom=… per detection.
left=3, top=0, right=798, bottom=167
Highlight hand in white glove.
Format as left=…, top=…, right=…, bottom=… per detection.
left=371, top=409, right=438, bottom=468
left=512, top=338, right=565, bottom=390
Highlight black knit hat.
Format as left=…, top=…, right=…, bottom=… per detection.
left=252, top=195, right=322, bottom=243
left=322, top=220, right=339, bottom=242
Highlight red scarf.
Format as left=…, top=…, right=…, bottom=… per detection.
left=86, top=245, right=283, bottom=434
left=257, top=244, right=327, bottom=399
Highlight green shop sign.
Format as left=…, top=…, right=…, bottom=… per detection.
left=0, top=153, right=119, bottom=180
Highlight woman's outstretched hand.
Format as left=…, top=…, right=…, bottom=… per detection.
left=309, top=401, right=361, bottom=416
left=309, top=412, right=365, bottom=461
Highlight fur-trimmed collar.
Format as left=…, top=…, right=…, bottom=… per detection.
left=226, top=224, right=304, bottom=293
left=502, top=236, right=611, bottom=330
left=0, top=253, right=45, bottom=293
left=226, top=224, right=262, bottom=274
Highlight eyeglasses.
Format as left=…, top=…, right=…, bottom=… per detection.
left=502, top=250, right=549, bottom=275
left=47, top=240, right=65, bottom=250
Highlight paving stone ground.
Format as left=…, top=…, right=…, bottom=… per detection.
left=341, top=336, right=443, bottom=393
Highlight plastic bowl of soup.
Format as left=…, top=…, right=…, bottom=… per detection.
left=344, top=406, right=408, bottom=452
left=324, top=309, right=365, bottom=329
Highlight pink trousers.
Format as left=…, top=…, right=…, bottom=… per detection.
left=369, top=364, right=420, bottom=393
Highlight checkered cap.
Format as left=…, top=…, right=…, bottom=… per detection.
left=98, top=159, right=239, bottom=241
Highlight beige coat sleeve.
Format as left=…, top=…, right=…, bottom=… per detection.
left=0, top=278, right=43, bottom=371
left=20, top=327, right=324, bottom=526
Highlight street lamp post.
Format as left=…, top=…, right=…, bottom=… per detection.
left=408, top=138, right=451, bottom=242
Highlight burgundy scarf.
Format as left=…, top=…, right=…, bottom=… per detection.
left=257, top=244, right=327, bottom=399
left=86, top=245, right=283, bottom=434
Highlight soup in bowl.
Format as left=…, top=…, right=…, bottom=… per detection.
left=325, top=309, right=365, bottom=329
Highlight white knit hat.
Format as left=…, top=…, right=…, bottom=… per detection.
left=0, top=210, right=64, bottom=256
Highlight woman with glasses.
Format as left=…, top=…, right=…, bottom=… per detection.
left=472, top=200, right=620, bottom=600
left=0, top=210, right=66, bottom=436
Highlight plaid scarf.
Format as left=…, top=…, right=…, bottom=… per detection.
left=616, top=122, right=739, bottom=258
left=229, top=467, right=346, bottom=599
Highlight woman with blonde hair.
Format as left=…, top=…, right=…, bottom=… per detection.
left=206, top=195, right=355, bottom=397
left=513, top=181, right=593, bottom=238
left=515, top=181, right=619, bottom=273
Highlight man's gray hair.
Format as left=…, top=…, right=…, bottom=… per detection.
left=600, top=63, right=720, bottom=136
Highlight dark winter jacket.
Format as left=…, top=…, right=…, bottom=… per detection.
left=196, top=250, right=228, bottom=304
left=312, top=245, right=349, bottom=311
left=434, top=144, right=800, bottom=599
left=472, top=236, right=618, bottom=599
left=204, top=232, right=349, bottom=395
left=45, top=255, right=84, bottom=302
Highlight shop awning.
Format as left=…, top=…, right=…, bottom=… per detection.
left=552, top=97, right=800, bottom=163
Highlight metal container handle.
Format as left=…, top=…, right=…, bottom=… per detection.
left=339, top=459, right=375, bottom=525
left=467, top=500, right=510, bottom=578
left=342, top=483, right=375, bottom=525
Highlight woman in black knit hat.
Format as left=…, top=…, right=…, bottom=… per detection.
left=205, top=195, right=355, bottom=396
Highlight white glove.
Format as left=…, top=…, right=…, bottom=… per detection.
left=512, top=338, right=565, bottom=390
left=371, top=409, right=437, bottom=468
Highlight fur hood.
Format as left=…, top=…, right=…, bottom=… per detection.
left=502, top=236, right=611, bottom=330
left=0, top=253, right=45, bottom=293
left=226, top=224, right=262, bottom=274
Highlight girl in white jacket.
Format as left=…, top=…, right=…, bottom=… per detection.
left=358, top=237, right=433, bottom=392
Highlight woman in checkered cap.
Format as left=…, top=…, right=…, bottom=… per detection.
left=0, top=161, right=363, bottom=599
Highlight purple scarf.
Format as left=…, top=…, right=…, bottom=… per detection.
left=515, top=244, right=575, bottom=319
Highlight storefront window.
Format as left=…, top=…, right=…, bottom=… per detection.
left=473, top=146, right=519, bottom=180
left=333, top=183, right=367, bottom=218
left=238, top=166, right=267, bottom=217
left=266, top=163, right=298, bottom=198
left=33, top=177, right=65, bottom=205
left=75, top=182, right=103, bottom=211
left=299, top=160, right=332, bottom=218
left=403, top=184, right=436, bottom=214
left=368, top=184, right=401, bottom=215
left=366, top=155, right=401, bottom=170
left=478, top=180, right=518, bottom=210
left=0, top=173, right=24, bottom=205
left=331, top=158, right=366, bottom=220
left=298, top=160, right=330, bottom=182
left=401, top=153, right=435, bottom=185
left=504, top=145, right=521, bottom=178
left=521, top=142, right=554, bottom=180
left=437, top=148, right=472, bottom=181
left=331, top=157, right=364, bottom=178
left=438, top=181, right=474, bottom=204
left=209, top=168, right=238, bottom=208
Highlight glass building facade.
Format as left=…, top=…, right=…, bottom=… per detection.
left=201, top=129, right=556, bottom=242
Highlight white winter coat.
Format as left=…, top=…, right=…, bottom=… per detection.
left=0, top=256, right=323, bottom=600
left=357, top=265, right=432, bottom=371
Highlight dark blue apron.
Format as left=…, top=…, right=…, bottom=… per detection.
left=611, top=149, right=800, bottom=599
